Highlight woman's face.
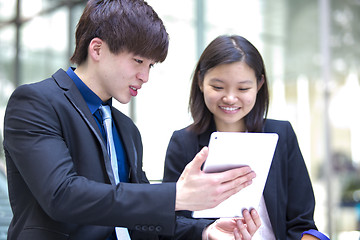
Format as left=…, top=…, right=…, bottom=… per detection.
left=201, top=61, right=263, bottom=132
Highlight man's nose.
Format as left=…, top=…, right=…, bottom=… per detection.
left=137, top=69, right=150, bottom=83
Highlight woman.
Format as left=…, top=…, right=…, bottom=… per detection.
left=163, top=35, right=317, bottom=239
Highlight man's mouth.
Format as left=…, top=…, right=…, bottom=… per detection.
left=130, top=86, right=138, bottom=96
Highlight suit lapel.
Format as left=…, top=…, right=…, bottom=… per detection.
left=51, top=69, right=117, bottom=185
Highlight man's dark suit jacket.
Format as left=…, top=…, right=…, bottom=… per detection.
left=3, top=69, right=210, bottom=240
left=163, top=119, right=317, bottom=240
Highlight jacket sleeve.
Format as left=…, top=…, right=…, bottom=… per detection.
left=163, top=216, right=213, bottom=240
left=3, top=83, right=176, bottom=236
left=284, top=122, right=317, bottom=238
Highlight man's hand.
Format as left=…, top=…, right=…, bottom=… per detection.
left=175, top=147, right=256, bottom=211
left=202, top=209, right=261, bottom=240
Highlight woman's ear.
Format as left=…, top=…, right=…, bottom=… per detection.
left=88, top=37, right=103, bottom=61
left=199, top=83, right=203, bottom=92
left=257, top=75, right=265, bottom=91
left=198, top=72, right=204, bottom=92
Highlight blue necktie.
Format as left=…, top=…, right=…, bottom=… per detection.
left=99, top=105, right=131, bottom=240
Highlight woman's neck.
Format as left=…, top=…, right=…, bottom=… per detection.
left=215, top=120, right=246, bottom=132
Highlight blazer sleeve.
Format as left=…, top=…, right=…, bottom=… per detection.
left=168, top=216, right=213, bottom=240
left=3, top=83, right=176, bottom=236
left=283, top=122, right=317, bottom=238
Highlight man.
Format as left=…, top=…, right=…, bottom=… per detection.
left=3, top=0, right=259, bottom=239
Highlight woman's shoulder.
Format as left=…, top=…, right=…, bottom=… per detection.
left=264, top=118, right=292, bottom=131
left=172, top=125, right=198, bottom=140
left=166, top=125, right=201, bottom=156
left=264, top=118, right=298, bottom=142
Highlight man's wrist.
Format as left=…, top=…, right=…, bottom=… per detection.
left=202, top=220, right=217, bottom=240
left=202, top=225, right=209, bottom=240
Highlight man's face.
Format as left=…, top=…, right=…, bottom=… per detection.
left=94, top=42, right=155, bottom=104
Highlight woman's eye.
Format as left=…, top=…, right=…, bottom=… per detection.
left=239, top=88, right=250, bottom=91
left=212, top=86, right=223, bottom=90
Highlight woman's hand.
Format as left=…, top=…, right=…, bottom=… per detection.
left=203, top=209, right=261, bottom=240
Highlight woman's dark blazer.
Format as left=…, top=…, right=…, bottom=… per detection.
left=163, top=119, right=317, bottom=240
left=3, top=69, right=209, bottom=240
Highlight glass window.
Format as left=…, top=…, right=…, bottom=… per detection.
left=0, top=25, right=16, bottom=164
left=0, top=0, right=16, bottom=22
left=20, top=7, right=69, bottom=84
left=133, top=0, right=197, bottom=180
left=205, top=0, right=263, bottom=46
left=0, top=26, right=16, bottom=92
left=22, top=0, right=43, bottom=18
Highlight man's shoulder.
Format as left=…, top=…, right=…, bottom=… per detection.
left=15, top=69, right=65, bottom=91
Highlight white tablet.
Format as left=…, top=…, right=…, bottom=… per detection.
left=192, top=131, right=278, bottom=218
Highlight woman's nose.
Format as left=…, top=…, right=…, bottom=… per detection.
left=222, top=93, right=237, bottom=104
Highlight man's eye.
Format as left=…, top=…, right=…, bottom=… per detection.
left=134, top=59, right=143, bottom=64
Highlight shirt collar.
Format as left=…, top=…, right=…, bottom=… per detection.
left=66, top=67, right=112, bottom=114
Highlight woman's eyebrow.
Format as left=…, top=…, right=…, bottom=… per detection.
left=208, top=78, right=224, bottom=83
left=237, top=80, right=254, bottom=84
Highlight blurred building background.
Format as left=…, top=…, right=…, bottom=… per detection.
left=1, top=0, right=360, bottom=239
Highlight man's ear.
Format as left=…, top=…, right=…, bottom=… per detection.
left=257, top=75, right=265, bottom=91
left=88, top=38, right=103, bottom=61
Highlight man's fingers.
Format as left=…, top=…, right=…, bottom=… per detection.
left=185, top=147, right=209, bottom=172
left=176, top=148, right=257, bottom=212
left=201, top=169, right=256, bottom=208
left=210, top=166, right=255, bottom=183
left=220, top=170, right=256, bottom=194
